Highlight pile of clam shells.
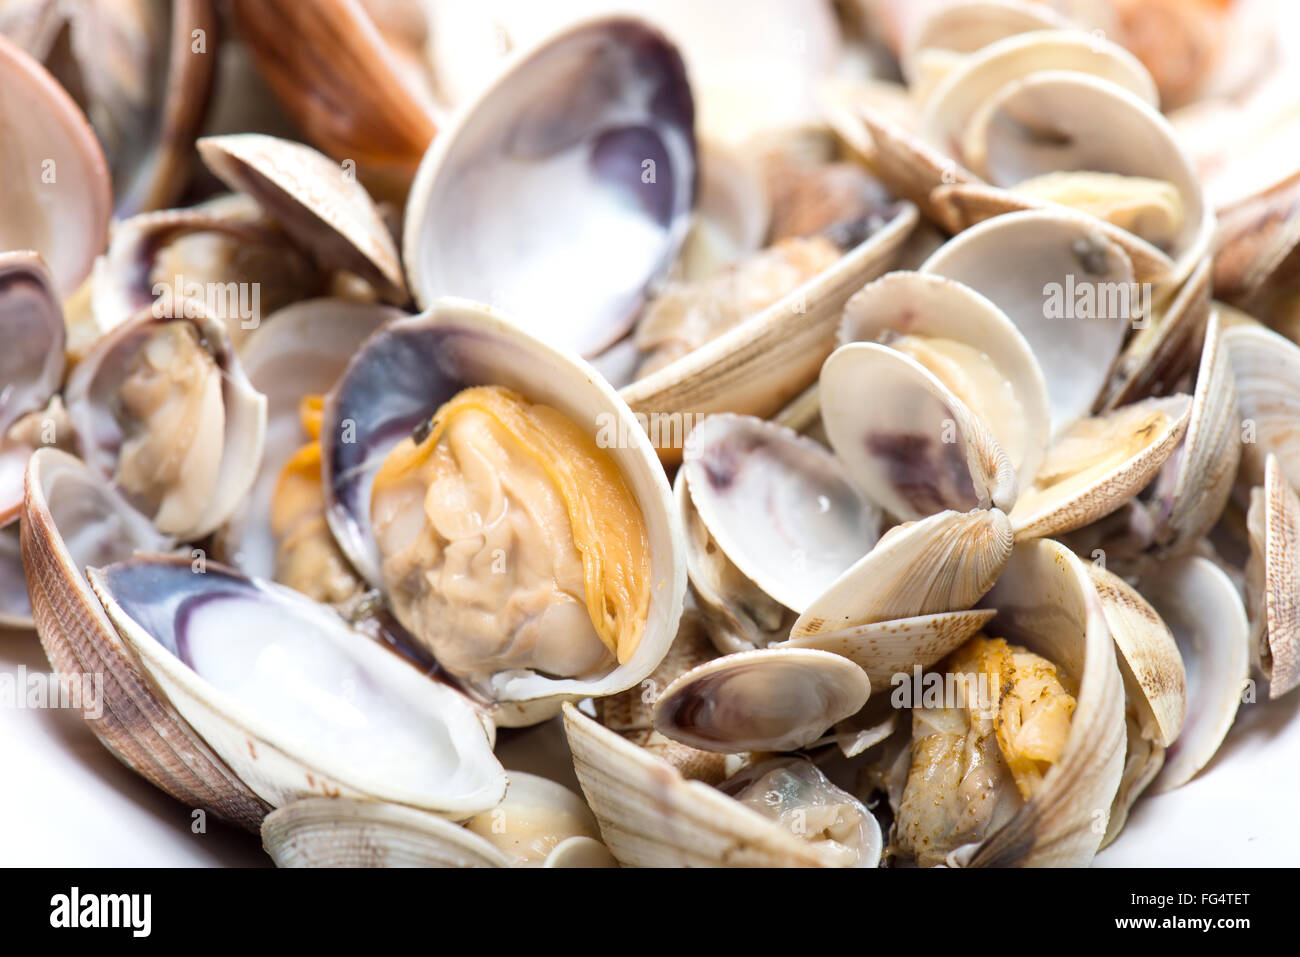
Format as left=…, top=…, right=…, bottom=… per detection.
left=2, top=0, right=1298, bottom=868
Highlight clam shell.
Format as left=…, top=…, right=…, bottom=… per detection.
left=1225, top=321, right=1300, bottom=493
left=968, top=539, right=1127, bottom=866
left=1153, top=309, right=1240, bottom=553
left=64, top=300, right=267, bottom=541
left=1246, top=455, right=1300, bottom=698
left=89, top=555, right=507, bottom=815
left=563, top=703, right=844, bottom=867
left=651, top=648, right=871, bottom=753
left=21, top=448, right=269, bottom=830
left=838, top=269, right=1052, bottom=486
left=773, top=608, right=996, bottom=692
left=920, top=209, right=1136, bottom=437
left=949, top=71, right=1212, bottom=289
left=918, top=30, right=1157, bottom=159
left=198, top=133, right=408, bottom=302
left=403, top=16, right=695, bottom=358
left=0, top=34, right=111, bottom=296
left=227, top=0, right=437, bottom=189
left=1008, top=395, right=1191, bottom=541
left=0, top=252, right=65, bottom=523
left=680, top=413, right=879, bottom=613
left=263, top=798, right=510, bottom=868
left=791, top=507, right=1014, bottom=640
left=820, top=341, right=1017, bottom=519
left=1143, top=556, right=1250, bottom=794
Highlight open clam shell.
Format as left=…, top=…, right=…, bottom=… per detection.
left=902, top=1, right=1074, bottom=91
left=820, top=341, right=1017, bottom=519
left=680, top=413, right=880, bottom=614
left=1225, top=321, right=1300, bottom=493
left=198, top=133, right=408, bottom=303
left=64, top=299, right=267, bottom=541
left=21, top=448, right=268, bottom=829
left=1102, top=255, right=1212, bottom=412
left=1143, top=556, right=1250, bottom=794
left=1007, top=395, right=1191, bottom=541
left=0, top=252, right=65, bottom=523
left=1083, top=564, right=1185, bottom=844
left=675, top=470, right=794, bottom=654
left=403, top=16, right=696, bottom=358
left=838, top=270, right=1051, bottom=484
left=0, top=34, right=111, bottom=297
left=262, top=772, right=613, bottom=868
left=321, top=298, right=686, bottom=725
left=773, top=608, right=996, bottom=692
left=964, top=539, right=1127, bottom=866
left=920, top=209, right=1136, bottom=437
left=88, top=555, right=506, bottom=816
left=943, top=71, right=1212, bottom=289
left=263, top=798, right=511, bottom=869
left=791, top=507, right=1014, bottom=640
left=917, top=30, right=1157, bottom=159
left=227, top=0, right=438, bottom=191
left=2, top=0, right=220, bottom=215
left=650, top=647, right=871, bottom=753
left=1151, top=309, right=1240, bottom=553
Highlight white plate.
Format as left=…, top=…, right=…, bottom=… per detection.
left=4, top=623, right=1299, bottom=866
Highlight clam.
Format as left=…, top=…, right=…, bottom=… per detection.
left=901, top=1, right=1074, bottom=98
left=89, top=195, right=326, bottom=349
left=263, top=772, right=614, bottom=868
left=1083, top=564, right=1185, bottom=845
left=651, top=647, right=871, bottom=753
left=0, top=0, right=219, bottom=215
left=22, top=448, right=267, bottom=829
left=620, top=200, right=918, bottom=457
left=821, top=254, right=1192, bottom=544
left=1143, top=556, right=1250, bottom=794
left=1244, top=454, right=1300, bottom=698
left=890, top=538, right=1126, bottom=867
left=320, top=300, right=686, bottom=726
left=403, top=16, right=696, bottom=358
left=0, top=33, right=111, bottom=296
left=920, top=211, right=1137, bottom=432
left=89, top=556, right=506, bottom=815
left=1225, top=321, right=1300, bottom=493
left=228, top=0, right=438, bottom=193
left=564, top=702, right=881, bottom=867
left=63, top=298, right=266, bottom=541
left=0, top=252, right=65, bottom=524
left=198, top=133, right=409, bottom=304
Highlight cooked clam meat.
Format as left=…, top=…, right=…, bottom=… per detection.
left=634, top=235, right=842, bottom=378
left=895, top=635, right=1076, bottom=866
left=370, top=385, right=651, bottom=684
left=1013, top=171, right=1185, bottom=250
left=722, top=757, right=881, bottom=868
left=271, top=395, right=363, bottom=605
left=114, top=320, right=224, bottom=535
